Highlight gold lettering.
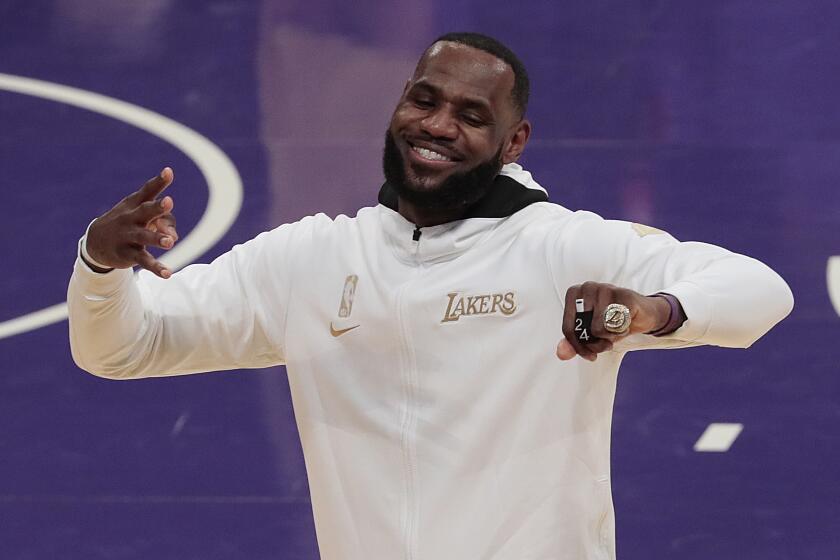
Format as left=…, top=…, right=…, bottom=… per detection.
left=466, top=296, right=480, bottom=315
left=490, top=293, right=504, bottom=313
left=500, top=292, right=517, bottom=315
left=442, top=291, right=517, bottom=322
left=441, top=293, right=461, bottom=323
left=453, top=297, right=466, bottom=317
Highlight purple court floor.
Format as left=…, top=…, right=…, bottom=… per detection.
left=1, top=2, right=839, bottom=559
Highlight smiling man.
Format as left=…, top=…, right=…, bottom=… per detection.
left=68, top=33, right=793, bottom=559
left=383, top=37, right=530, bottom=226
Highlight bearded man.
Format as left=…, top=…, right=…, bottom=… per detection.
left=69, top=32, right=793, bottom=560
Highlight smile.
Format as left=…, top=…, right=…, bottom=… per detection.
left=411, top=145, right=453, bottom=162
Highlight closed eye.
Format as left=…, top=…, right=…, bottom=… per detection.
left=413, top=98, right=434, bottom=109
left=461, top=113, right=486, bottom=127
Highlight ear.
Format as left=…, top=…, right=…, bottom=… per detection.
left=502, top=119, right=531, bottom=164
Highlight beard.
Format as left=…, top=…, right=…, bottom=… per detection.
left=382, top=130, right=503, bottom=212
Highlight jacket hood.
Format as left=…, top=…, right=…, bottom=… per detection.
left=377, top=163, right=549, bottom=220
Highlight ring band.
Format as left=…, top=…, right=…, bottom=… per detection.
left=603, top=303, right=631, bottom=334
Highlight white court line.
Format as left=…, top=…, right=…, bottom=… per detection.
left=828, top=257, right=840, bottom=317
left=694, top=423, right=743, bottom=452
left=0, top=73, right=243, bottom=340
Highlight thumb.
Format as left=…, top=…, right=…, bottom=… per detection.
left=556, top=338, right=577, bottom=361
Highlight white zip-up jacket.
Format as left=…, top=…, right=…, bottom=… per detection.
left=68, top=164, right=793, bottom=560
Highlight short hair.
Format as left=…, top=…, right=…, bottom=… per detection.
left=425, top=32, right=530, bottom=118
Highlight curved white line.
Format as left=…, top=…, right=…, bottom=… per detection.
left=0, top=73, right=243, bottom=340
left=828, top=257, right=840, bottom=317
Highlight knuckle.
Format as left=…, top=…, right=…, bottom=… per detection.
left=616, top=288, right=636, bottom=303
left=580, top=281, right=601, bottom=297
left=132, top=229, right=149, bottom=245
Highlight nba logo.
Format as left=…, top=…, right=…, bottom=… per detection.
left=338, top=275, right=359, bottom=318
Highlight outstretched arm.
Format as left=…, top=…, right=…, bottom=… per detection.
left=68, top=169, right=288, bottom=379
left=550, top=214, right=794, bottom=361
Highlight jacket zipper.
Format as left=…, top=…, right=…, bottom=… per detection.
left=397, top=227, right=421, bottom=560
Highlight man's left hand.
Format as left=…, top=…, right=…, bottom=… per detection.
left=557, top=282, right=671, bottom=362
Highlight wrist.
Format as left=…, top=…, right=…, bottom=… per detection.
left=79, top=221, right=114, bottom=274
left=646, top=293, right=686, bottom=336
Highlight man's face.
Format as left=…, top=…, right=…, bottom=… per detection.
left=384, top=42, right=529, bottom=209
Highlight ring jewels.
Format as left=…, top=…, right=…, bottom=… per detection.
left=603, top=303, right=631, bottom=334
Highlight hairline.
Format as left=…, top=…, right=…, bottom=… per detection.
left=418, top=40, right=522, bottom=119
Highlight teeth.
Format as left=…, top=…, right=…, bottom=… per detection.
left=412, top=146, right=452, bottom=162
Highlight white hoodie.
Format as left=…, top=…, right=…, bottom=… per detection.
left=68, top=164, right=793, bottom=560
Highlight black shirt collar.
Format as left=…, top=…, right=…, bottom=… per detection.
left=377, top=174, right=549, bottom=220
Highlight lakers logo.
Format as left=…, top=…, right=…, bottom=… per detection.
left=338, top=275, right=358, bottom=318
left=441, top=291, right=517, bottom=323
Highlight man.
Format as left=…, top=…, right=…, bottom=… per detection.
left=68, top=33, right=793, bottom=560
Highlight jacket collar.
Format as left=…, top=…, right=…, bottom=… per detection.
left=376, top=164, right=549, bottom=264
left=377, top=163, right=548, bottom=218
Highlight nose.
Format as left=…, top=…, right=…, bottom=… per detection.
left=419, top=106, right=457, bottom=140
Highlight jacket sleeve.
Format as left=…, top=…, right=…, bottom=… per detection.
left=68, top=223, right=301, bottom=379
left=548, top=212, right=794, bottom=350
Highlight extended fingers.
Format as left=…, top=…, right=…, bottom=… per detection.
left=149, top=214, right=178, bottom=241
left=135, top=249, right=172, bottom=279
left=85, top=169, right=176, bottom=271
left=131, top=226, right=176, bottom=249
left=140, top=167, right=173, bottom=201
left=130, top=195, right=174, bottom=225
left=125, top=167, right=173, bottom=207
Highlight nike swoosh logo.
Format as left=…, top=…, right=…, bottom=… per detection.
left=330, top=323, right=360, bottom=337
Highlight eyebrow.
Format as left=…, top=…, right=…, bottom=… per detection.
left=409, top=81, right=493, bottom=114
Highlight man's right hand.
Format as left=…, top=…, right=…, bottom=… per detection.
left=85, top=167, right=179, bottom=279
